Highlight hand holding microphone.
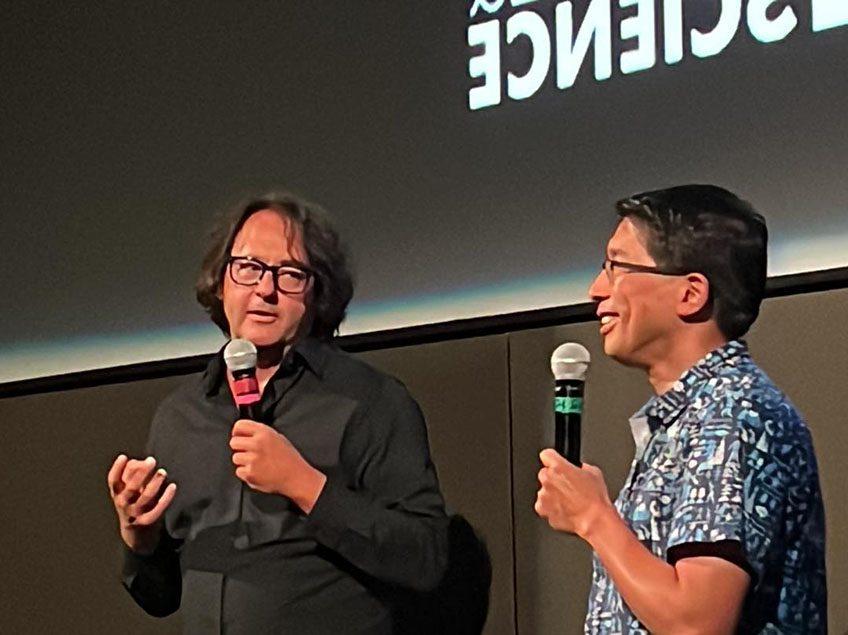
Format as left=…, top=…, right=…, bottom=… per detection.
left=224, top=338, right=326, bottom=512
left=536, top=342, right=613, bottom=537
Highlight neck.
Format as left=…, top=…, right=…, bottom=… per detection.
left=646, top=327, right=727, bottom=395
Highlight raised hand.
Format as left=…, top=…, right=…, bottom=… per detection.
left=107, top=454, right=177, bottom=554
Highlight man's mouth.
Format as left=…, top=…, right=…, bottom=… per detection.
left=246, top=310, right=277, bottom=322
left=598, top=312, right=619, bottom=335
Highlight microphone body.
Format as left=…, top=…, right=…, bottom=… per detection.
left=224, top=338, right=261, bottom=421
left=231, top=367, right=260, bottom=420
left=550, top=342, right=590, bottom=467
left=223, top=338, right=261, bottom=541
left=554, top=379, right=583, bottom=466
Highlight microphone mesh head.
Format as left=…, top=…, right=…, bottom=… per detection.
left=550, top=342, right=591, bottom=381
left=223, top=338, right=258, bottom=371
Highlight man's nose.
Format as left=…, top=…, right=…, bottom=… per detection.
left=588, top=269, right=610, bottom=302
left=255, top=270, right=277, bottom=296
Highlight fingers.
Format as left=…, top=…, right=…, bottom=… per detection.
left=132, top=482, right=177, bottom=527
left=534, top=494, right=547, bottom=518
left=107, top=454, right=129, bottom=495
left=231, top=421, right=259, bottom=485
left=232, top=419, right=260, bottom=436
left=235, top=466, right=252, bottom=485
left=116, top=457, right=157, bottom=506
left=133, top=468, right=169, bottom=511
left=535, top=470, right=552, bottom=518
left=539, top=448, right=569, bottom=470
left=229, top=435, right=253, bottom=452
left=231, top=450, right=251, bottom=467
left=535, top=482, right=560, bottom=519
left=537, top=466, right=567, bottom=490
left=108, top=453, right=181, bottom=530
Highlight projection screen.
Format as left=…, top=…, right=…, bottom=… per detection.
left=2, top=1, right=847, bottom=383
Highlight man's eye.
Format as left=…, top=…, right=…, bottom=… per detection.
left=237, top=262, right=263, bottom=273
left=279, top=269, right=308, bottom=282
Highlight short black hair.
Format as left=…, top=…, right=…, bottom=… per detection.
left=195, top=192, right=354, bottom=340
left=616, top=184, right=767, bottom=340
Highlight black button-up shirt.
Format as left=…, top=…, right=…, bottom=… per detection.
left=122, top=337, right=449, bottom=634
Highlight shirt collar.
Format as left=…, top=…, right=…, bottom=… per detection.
left=201, top=336, right=329, bottom=396
left=634, top=339, right=750, bottom=431
left=292, top=336, right=329, bottom=377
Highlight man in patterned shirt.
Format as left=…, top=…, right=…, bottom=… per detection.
left=535, top=185, right=827, bottom=633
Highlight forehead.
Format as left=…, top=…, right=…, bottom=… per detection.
left=231, top=209, right=307, bottom=262
left=606, top=217, right=652, bottom=260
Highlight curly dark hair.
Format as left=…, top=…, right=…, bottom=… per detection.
left=616, top=184, right=768, bottom=340
left=195, top=192, right=354, bottom=340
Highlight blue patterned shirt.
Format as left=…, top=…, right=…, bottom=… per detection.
left=585, top=340, right=827, bottom=634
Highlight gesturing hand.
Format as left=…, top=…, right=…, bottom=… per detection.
left=229, top=419, right=326, bottom=513
left=534, top=449, right=613, bottom=538
left=107, top=454, right=177, bottom=553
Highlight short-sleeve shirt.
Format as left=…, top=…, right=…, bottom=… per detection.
left=585, top=340, right=827, bottom=634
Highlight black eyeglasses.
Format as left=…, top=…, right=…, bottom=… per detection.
left=228, top=257, right=314, bottom=294
left=601, top=259, right=685, bottom=283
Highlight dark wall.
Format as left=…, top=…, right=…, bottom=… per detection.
left=0, top=375, right=186, bottom=633
left=358, top=336, right=514, bottom=635
left=1, top=288, right=845, bottom=633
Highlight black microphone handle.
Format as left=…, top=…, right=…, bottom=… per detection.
left=239, top=403, right=259, bottom=420
left=554, top=379, right=583, bottom=467
left=230, top=368, right=259, bottom=537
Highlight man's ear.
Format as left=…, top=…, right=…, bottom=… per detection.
left=677, top=273, right=711, bottom=320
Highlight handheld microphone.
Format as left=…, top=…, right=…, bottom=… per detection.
left=550, top=342, right=591, bottom=466
left=223, top=338, right=259, bottom=542
left=223, top=338, right=260, bottom=420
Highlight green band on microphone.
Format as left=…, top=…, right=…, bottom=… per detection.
left=554, top=396, right=583, bottom=414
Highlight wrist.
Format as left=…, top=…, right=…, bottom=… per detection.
left=292, top=467, right=327, bottom=514
left=120, top=522, right=161, bottom=555
left=578, top=500, right=619, bottom=544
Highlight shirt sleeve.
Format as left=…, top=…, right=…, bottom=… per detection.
left=119, top=402, right=184, bottom=617
left=304, top=378, right=449, bottom=592
left=666, top=413, right=782, bottom=585
left=121, top=529, right=182, bottom=617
